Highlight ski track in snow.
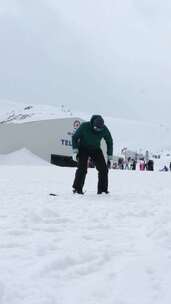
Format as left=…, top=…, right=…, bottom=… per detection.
left=0, top=166, right=171, bottom=303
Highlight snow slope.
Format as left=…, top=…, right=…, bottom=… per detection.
left=0, top=148, right=50, bottom=166
left=0, top=100, right=74, bottom=124
left=0, top=163, right=171, bottom=304
left=0, top=100, right=171, bottom=153
left=104, top=116, right=171, bottom=153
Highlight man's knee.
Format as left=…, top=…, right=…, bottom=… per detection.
left=78, top=167, right=87, bottom=175
left=97, top=166, right=108, bottom=174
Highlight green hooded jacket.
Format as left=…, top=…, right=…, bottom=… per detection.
left=72, top=115, right=113, bottom=156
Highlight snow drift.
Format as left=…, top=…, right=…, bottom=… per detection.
left=0, top=148, right=50, bottom=166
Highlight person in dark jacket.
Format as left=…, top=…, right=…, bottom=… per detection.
left=72, top=115, right=113, bottom=194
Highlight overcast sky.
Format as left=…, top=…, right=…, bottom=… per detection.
left=0, top=0, right=171, bottom=123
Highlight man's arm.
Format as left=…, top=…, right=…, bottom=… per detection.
left=103, top=127, right=113, bottom=157
left=72, top=123, right=84, bottom=156
left=71, top=127, right=81, bottom=162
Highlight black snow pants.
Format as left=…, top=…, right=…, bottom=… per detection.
left=72, top=148, right=108, bottom=193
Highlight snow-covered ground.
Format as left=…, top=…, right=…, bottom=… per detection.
left=0, top=150, right=171, bottom=304
left=153, top=151, right=171, bottom=171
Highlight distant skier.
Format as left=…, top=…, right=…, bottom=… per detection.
left=146, top=159, right=154, bottom=171
left=160, top=165, right=168, bottom=172
left=132, top=159, right=137, bottom=170
left=139, top=159, right=145, bottom=171
left=72, top=115, right=113, bottom=194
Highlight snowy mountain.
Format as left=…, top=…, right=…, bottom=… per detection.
left=0, top=100, right=74, bottom=124
left=0, top=100, right=171, bottom=154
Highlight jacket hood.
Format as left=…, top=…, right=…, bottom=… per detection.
left=90, top=115, right=104, bottom=127
left=90, top=115, right=105, bottom=132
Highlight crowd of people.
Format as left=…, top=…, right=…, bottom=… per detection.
left=111, top=157, right=154, bottom=171
left=87, top=157, right=154, bottom=171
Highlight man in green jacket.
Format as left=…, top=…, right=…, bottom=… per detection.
left=72, top=115, right=113, bottom=194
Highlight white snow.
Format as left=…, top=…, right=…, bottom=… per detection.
left=1, top=99, right=171, bottom=153
left=0, top=151, right=171, bottom=304
left=0, top=148, right=50, bottom=166
left=0, top=100, right=74, bottom=124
